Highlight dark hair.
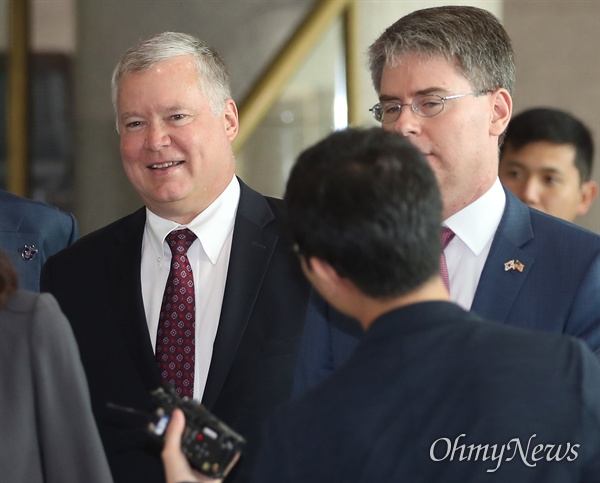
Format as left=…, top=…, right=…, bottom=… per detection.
left=284, top=127, right=442, bottom=299
left=0, top=252, right=18, bottom=309
left=368, top=6, right=515, bottom=97
left=501, top=108, right=595, bottom=182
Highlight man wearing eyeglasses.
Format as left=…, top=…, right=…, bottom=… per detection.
left=293, top=5, right=600, bottom=396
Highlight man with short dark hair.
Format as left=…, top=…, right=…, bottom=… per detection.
left=292, top=7, right=600, bottom=396
left=161, top=127, right=600, bottom=483
left=499, top=107, right=598, bottom=222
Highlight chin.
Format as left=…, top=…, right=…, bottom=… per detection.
left=144, top=190, right=187, bottom=208
left=423, top=153, right=439, bottom=168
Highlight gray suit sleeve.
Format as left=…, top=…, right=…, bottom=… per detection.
left=31, top=293, right=113, bottom=483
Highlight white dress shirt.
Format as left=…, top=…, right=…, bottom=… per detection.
left=141, top=175, right=240, bottom=400
left=443, top=178, right=506, bottom=310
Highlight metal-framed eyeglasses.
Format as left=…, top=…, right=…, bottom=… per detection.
left=369, top=91, right=491, bottom=124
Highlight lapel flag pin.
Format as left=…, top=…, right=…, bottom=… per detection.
left=504, top=259, right=525, bottom=272
left=21, top=244, right=39, bottom=261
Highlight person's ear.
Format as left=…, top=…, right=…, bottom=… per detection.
left=489, top=88, right=512, bottom=138
left=577, top=180, right=599, bottom=217
left=300, top=256, right=346, bottom=300
left=308, top=257, right=342, bottom=287
left=222, top=99, right=239, bottom=141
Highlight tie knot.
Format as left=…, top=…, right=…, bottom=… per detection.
left=441, top=227, right=455, bottom=250
left=166, top=229, right=197, bottom=256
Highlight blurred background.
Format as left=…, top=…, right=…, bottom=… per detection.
left=1, top=0, right=598, bottom=235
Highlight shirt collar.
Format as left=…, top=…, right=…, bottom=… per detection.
left=443, top=177, right=505, bottom=256
left=145, top=175, right=240, bottom=265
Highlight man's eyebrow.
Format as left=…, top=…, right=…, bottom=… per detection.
left=164, top=104, right=187, bottom=112
left=378, top=95, right=401, bottom=102
left=120, top=105, right=188, bottom=121
left=538, top=166, right=562, bottom=175
left=502, top=159, right=528, bottom=169
left=121, top=112, right=138, bottom=121
left=379, top=87, right=449, bottom=102
left=503, top=159, right=562, bottom=175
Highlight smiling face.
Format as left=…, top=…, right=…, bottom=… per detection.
left=499, top=141, right=597, bottom=221
left=378, top=54, right=512, bottom=220
left=117, top=55, right=238, bottom=224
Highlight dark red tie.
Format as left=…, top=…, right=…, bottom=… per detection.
left=156, top=229, right=197, bottom=398
left=440, top=227, right=455, bottom=294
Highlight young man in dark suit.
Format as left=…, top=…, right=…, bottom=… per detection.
left=0, top=189, right=78, bottom=291
left=162, top=127, right=600, bottom=483
left=499, top=107, right=598, bottom=223
left=293, top=6, right=600, bottom=396
left=41, top=32, right=310, bottom=483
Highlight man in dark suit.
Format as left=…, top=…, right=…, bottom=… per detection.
left=0, top=189, right=78, bottom=291
left=293, top=5, right=600, bottom=396
left=41, top=32, right=310, bottom=483
left=161, top=128, right=600, bottom=483
left=499, top=107, right=598, bottom=223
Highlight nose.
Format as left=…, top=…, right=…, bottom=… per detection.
left=386, top=106, right=421, bottom=137
left=521, top=178, right=542, bottom=207
left=145, top=123, right=171, bottom=152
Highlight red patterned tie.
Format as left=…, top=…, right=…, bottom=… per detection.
left=440, top=227, right=455, bottom=294
left=156, top=229, right=197, bottom=398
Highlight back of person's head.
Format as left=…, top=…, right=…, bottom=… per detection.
left=368, top=6, right=515, bottom=97
left=284, top=127, right=442, bottom=299
left=111, top=31, right=231, bottom=120
left=0, top=252, right=18, bottom=309
left=502, top=107, right=595, bottom=183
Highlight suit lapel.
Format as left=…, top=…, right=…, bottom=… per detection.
left=202, top=180, right=278, bottom=408
left=471, top=189, right=535, bottom=323
left=109, top=208, right=162, bottom=390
